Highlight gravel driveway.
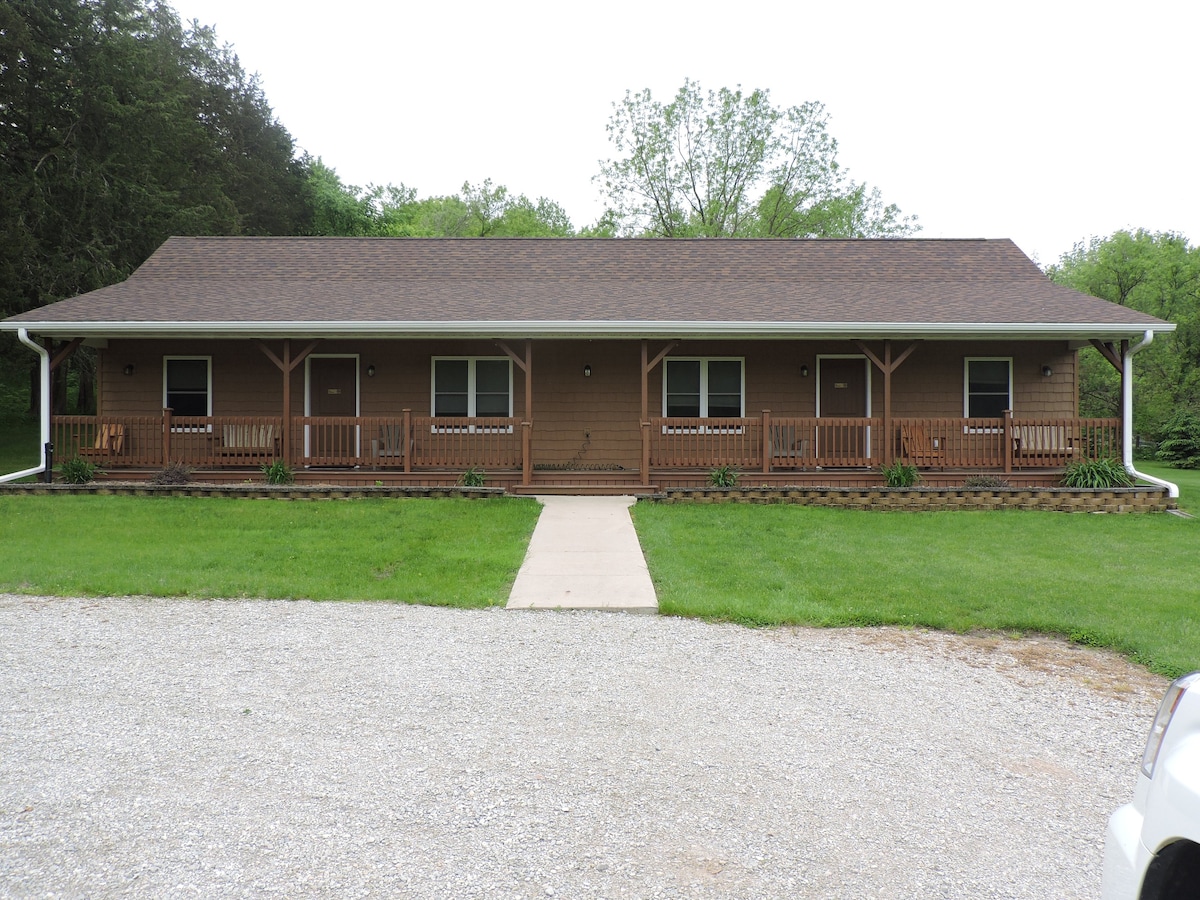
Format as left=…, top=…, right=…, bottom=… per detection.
left=0, top=595, right=1166, bottom=899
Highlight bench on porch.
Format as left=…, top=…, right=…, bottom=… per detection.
left=217, top=424, right=279, bottom=458
left=1013, top=424, right=1076, bottom=464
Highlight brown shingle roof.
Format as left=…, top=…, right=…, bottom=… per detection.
left=1, top=236, right=1171, bottom=340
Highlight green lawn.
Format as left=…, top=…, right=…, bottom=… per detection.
left=3, top=433, right=1199, bottom=676
left=632, top=503, right=1200, bottom=678
left=0, top=495, right=542, bottom=607
left=1135, top=460, right=1200, bottom=513
left=0, top=415, right=39, bottom=480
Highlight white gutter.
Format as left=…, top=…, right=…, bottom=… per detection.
left=0, top=328, right=51, bottom=483
left=1122, top=330, right=1179, bottom=499
left=0, top=318, right=1176, bottom=341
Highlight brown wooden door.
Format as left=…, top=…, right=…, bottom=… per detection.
left=309, top=357, right=358, bottom=460
left=818, top=357, right=868, bottom=461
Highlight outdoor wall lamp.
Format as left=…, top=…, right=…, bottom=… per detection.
left=584, top=364, right=592, bottom=377
left=1042, top=365, right=1053, bottom=377
left=123, top=364, right=135, bottom=376
left=367, top=365, right=376, bottom=377
left=800, top=364, right=809, bottom=377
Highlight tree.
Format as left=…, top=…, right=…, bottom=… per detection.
left=0, top=0, right=310, bottom=410
left=303, top=170, right=577, bottom=237
left=595, top=80, right=917, bottom=238
left=1047, top=229, right=1200, bottom=437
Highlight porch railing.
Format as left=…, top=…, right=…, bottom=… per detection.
left=647, top=412, right=1121, bottom=472
left=51, top=410, right=1122, bottom=476
left=51, top=411, right=525, bottom=472
left=290, top=415, right=522, bottom=469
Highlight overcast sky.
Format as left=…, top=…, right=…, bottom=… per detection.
left=170, top=0, right=1199, bottom=265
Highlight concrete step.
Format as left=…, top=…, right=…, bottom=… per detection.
left=509, top=484, right=658, bottom=496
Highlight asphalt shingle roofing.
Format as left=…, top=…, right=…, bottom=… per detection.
left=1, top=236, right=1170, bottom=340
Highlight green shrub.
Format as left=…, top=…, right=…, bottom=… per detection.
left=707, top=465, right=739, bottom=488
left=962, top=474, right=1009, bottom=489
left=458, top=467, right=486, bottom=487
left=260, top=459, right=295, bottom=485
left=1155, top=410, right=1200, bottom=468
left=1061, top=457, right=1135, bottom=489
left=151, top=461, right=193, bottom=485
left=58, top=456, right=98, bottom=484
left=880, top=461, right=919, bottom=487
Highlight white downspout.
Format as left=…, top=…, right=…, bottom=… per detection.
left=1122, top=329, right=1179, bottom=499
left=0, top=328, right=52, bottom=483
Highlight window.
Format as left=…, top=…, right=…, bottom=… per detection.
left=965, top=358, right=1012, bottom=417
left=164, top=357, right=211, bottom=417
left=432, top=358, right=512, bottom=418
left=663, top=359, right=744, bottom=417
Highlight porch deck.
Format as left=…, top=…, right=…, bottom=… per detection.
left=53, top=411, right=1120, bottom=492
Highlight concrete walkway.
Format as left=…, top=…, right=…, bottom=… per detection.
left=506, top=496, right=658, bottom=612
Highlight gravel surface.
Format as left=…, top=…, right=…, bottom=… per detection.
left=0, top=596, right=1167, bottom=899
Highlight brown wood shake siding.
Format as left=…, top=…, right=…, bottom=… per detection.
left=95, top=337, right=1078, bottom=469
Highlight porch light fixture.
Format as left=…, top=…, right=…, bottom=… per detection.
left=1042, top=365, right=1053, bottom=377
left=367, top=365, right=376, bottom=377
left=584, top=364, right=592, bottom=377
left=123, top=364, right=134, bottom=376
left=800, top=365, right=809, bottom=377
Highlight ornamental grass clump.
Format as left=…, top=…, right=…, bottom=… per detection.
left=1061, top=457, right=1135, bottom=489
left=58, top=456, right=98, bottom=484
left=261, top=459, right=295, bottom=485
left=880, top=461, right=919, bottom=487
left=707, top=465, right=739, bottom=488
left=458, top=467, right=486, bottom=487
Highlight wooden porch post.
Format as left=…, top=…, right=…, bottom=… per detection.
left=522, top=421, right=533, bottom=487
left=642, top=421, right=651, bottom=478
left=523, top=339, right=532, bottom=487
left=640, top=339, right=679, bottom=482
left=281, top=340, right=291, bottom=462
left=254, top=339, right=321, bottom=467
left=1003, top=409, right=1013, bottom=474
left=641, top=342, right=650, bottom=480
left=761, top=410, right=772, bottom=474
left=854, top=340, right=919, bottom=467
left=882, top=342, right=892, bottom=466
left=162, top=407, right=172, bottom=465
left=402, top=409, right=412, bottom=474
left=495, top=339, right=533, bottom=485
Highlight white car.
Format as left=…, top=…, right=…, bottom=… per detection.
left=1102, top=672, right=1200, bottom=899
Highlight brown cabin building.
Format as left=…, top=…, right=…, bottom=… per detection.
left=0, top=237, right=1174, bottom=492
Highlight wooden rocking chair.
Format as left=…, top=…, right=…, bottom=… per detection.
left=79, top=423, right=125, bottom=457
left=900, top=423, right=945, bottom=468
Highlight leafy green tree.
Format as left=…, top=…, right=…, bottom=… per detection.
left=304, top=160, right=376, bottom=236
left=0, top=0, right=310, bottom=410
left=1048, top=229, right=1200, bottom=436
left=304, top=172, right=577, bottom=237
left=596, top=80, right=917, bottom=238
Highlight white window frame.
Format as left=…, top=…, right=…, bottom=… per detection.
left=431, top=357, right=513, bottom=432
left=964, top=357, right=1013, bottom=430
left=163, top=356, right=212, bottom=431
left=661, top=357, right=745, bottom=433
